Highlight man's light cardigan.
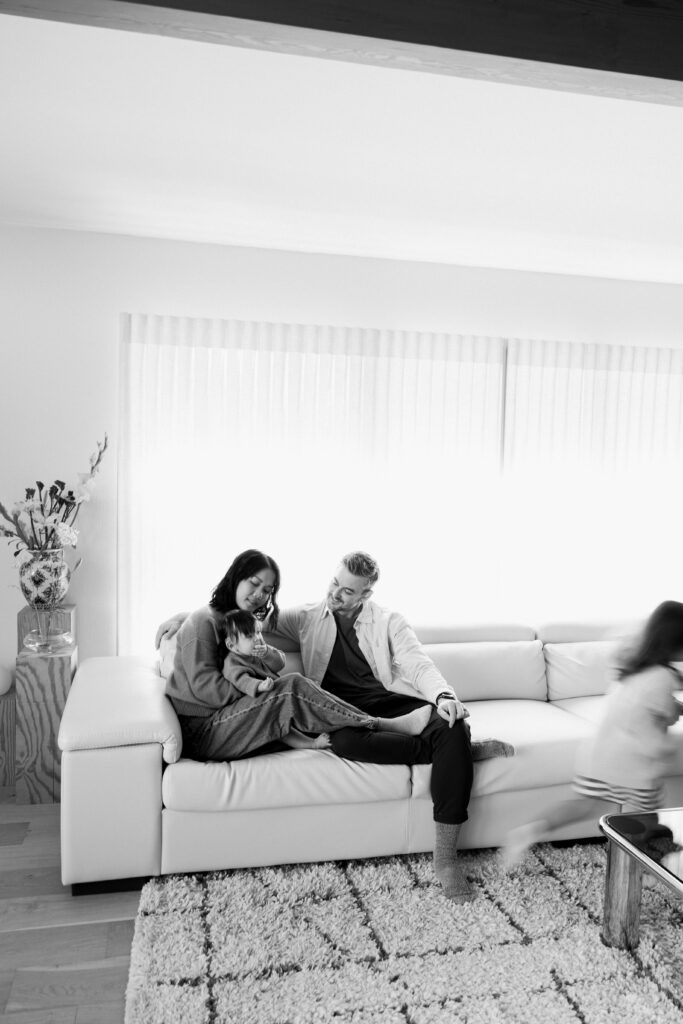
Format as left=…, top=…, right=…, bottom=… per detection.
left=270, top=600, right=457, bottom=706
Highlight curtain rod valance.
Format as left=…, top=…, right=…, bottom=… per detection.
left=121, top=314, right=506, bottom=363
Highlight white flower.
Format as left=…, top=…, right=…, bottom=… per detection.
left=55, top=523, right=79, bottom=548
left=75, top=473, right=95, bottom=502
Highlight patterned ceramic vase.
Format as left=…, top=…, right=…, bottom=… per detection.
left=18, top=549, right=73, bottom=652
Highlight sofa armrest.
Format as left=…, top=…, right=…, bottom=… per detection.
left=58, top=655, right=182, bottom=764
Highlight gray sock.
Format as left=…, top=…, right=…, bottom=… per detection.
left=472, top=738, right=515, bottom=761
left=433, top=822, right=476, bottom=903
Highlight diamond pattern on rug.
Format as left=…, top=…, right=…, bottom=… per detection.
left=125, top=842, right=683, bottom=1024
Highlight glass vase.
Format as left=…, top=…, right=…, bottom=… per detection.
left=18, top=548, right=74, bottom=653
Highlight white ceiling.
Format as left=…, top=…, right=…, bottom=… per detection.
left=2, top=12, right=683, bottom=283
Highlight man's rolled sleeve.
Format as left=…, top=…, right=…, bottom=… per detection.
left=389, top=614, right=457, bottom=704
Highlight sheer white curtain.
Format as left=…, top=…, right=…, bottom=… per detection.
left=118, top=315, right=507, bottom=654
left=502, top=339, right=683, bottom=621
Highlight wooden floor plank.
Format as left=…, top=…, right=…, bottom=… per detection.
left=5, top=957, right=130, bottom=1013
left=0, top=867, right=65, bottom=901
left=75, top=1002, right=126, bottom=1024
left=0, top=848, right=64, bottom=871
left=0, top=802, right=134, bottom=1020
left=0, top=972, right=14, bottom=1015
left=0, top=891, right=140, bottom=934
left=0, top=824, right=29, bottom=847
left=0, top=1008, right=76, bottom=1024
left=0, top=804, right=57, bottom=825
left=105, top=919, right=136, bottom=958
left=0, top=923, right=110, bottom=970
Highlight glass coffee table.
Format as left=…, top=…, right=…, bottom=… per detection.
left=599, top=808, right=683, bottom=949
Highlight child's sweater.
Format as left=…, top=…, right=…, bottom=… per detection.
left=222, top=645, right=287, bottom=698
left=575, top=665, right=680, bottom=793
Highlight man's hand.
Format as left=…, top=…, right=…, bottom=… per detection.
left=436, top=697, right=470, bottom=728
left=257, top=677, right=275, bottom=693
left=154, top=613, right=187, bottom=650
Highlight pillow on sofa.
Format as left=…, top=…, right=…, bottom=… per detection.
left=544, top=640, right=619, bottom=701
left=158, top=634, right=177, bottom=679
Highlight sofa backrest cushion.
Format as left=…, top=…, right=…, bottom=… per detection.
left=423, top=640, right=547, bottom=701
left=414, top=623, right=536, bottom=644
left=544, top=640, right=620, bottom=700
left=536, top=621, right=643, bottom=643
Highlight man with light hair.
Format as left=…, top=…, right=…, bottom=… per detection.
left=271, top=550, right=481, bottom=902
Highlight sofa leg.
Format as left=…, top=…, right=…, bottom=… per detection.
left=71, top=876, right=150, bottom=896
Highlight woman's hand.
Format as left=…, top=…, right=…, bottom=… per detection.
left=436, top=697, right=470, bottom=728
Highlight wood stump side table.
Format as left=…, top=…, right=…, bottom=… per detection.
left=15, top=645, right=78, bottom=803
left=0, top=686, right=15, bottom=791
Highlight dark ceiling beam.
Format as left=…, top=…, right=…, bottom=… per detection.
left=130, top=0, right=683, bottom=81
left=2, top=0, right=683, bottom=104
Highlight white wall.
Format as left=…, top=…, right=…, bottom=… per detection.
left=1, top=223, right=683, bottom=688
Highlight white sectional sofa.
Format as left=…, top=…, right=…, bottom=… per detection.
left=57, top=620, right=683, bottom=891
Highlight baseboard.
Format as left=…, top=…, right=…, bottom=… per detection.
left=71, top=875, right=149, bottom=896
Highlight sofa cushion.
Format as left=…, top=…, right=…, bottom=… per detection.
left=59, top=656, right=182, bottom=764
left=544, top=641, right=619, bottom=701
left=424, top=640, right=547, bottom=702
left=552, top=694, right=607, bottom=724
left=412, top=699, right=594, bottom=799
left=162, top=749, right=411, bottom=812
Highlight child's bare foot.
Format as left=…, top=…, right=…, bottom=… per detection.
left=378, top=705, right=432, bottom=736
left=472, top=738, right=515, bottom=760
left=282, top=729, right=330, bottom=750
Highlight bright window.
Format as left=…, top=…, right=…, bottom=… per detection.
left=118, top=315, right=683, bottom=654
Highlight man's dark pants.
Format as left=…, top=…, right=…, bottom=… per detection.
left=328, top=693, right=473, bottom=825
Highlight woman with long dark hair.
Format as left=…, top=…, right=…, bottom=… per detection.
left=164, top=548, right=431, bottom=761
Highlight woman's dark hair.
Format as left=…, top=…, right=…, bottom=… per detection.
left=209, top=548, right=281, bottom=628
left=617, top=600, right=683, bottom=680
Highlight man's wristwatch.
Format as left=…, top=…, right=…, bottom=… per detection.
left=435, top=692, right=454, bottom=706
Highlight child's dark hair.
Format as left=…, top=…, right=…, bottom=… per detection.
left=224, top=609, right=258, bottom=649
left=209, top=548, right=281, bottom=627
left=617, top=600, right=683, bottom=680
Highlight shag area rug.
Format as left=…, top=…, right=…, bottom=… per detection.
left=125, top=841, right=683, bottom=1024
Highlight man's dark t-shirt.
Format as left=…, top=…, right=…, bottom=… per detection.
left=321, top=609, right=425, bottom=716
